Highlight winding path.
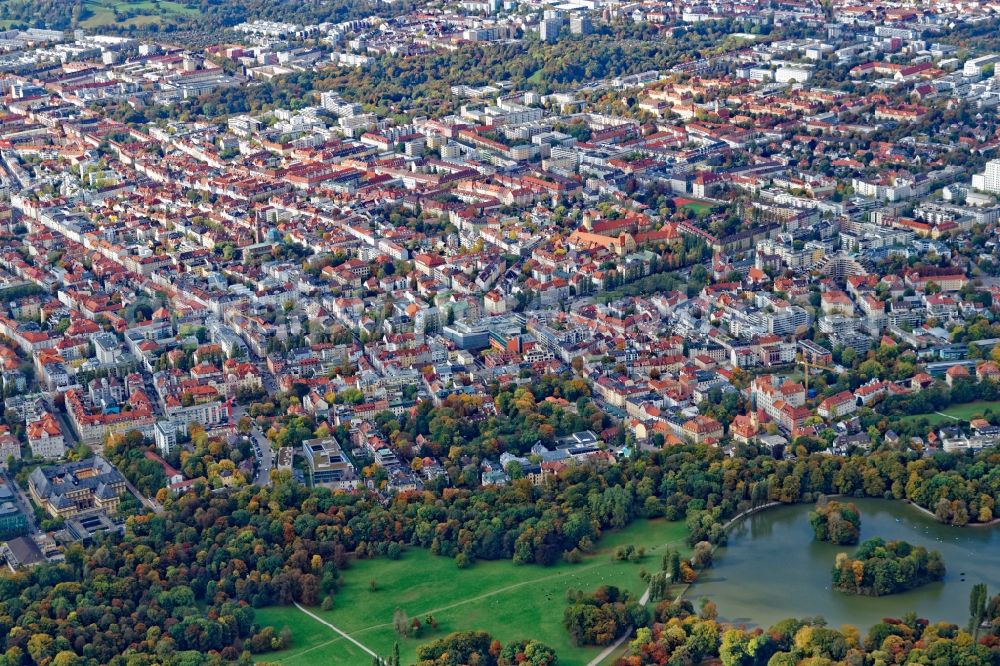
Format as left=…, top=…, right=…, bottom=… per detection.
left=294, top=602, right=378, bottom=658
left=586, top=502, right=781, bottom=666
left=585, top=630, right=631, bottom=666
left=290, top=531, right=692, bottom=665
left=584, top=558, right=674, bottom=666
left=349, top=534, right=689, bottom=639
left=583, top=586, right=653, bottom=666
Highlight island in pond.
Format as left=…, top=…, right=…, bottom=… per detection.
left=810, top=499, right=861, bottom=545
left=832, top=538, right=945, bottom=597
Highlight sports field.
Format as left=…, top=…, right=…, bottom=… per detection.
left=672, top=197, right=715, bottom=215
left=255, top=518, right=689, bottom=666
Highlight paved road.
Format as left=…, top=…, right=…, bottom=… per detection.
left=250, top=427, right=273, bottom=486
left=249, top=361, right=279, bottom=486
left=233, top=399, right=275, bottom=487
left=55, top=411, right=78, bottom=447
left=256, top=359, right=280, bottom=395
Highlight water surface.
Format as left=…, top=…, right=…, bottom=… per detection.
left=691, top=498, right=1000, bottom=629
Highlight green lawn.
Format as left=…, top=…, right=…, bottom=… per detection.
left=680, top=202, right=713, bottom=215
left=80, top=0, right=197, bottom=28
left=942, top=400, right=1000, bottom=420
left=899, top=400, right=1000, bottom=427
left=255, top=519, right=688, bottom=666
left=253, top=607, right=372, bottom=666
left=899, top=412, right=955, bottom=428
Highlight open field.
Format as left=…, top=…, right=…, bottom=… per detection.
left=80, top=0, right=197, bottom=28
left=253, top=607, right=373, bottom=666
left=256, top=518, right=689, bottom=666
left=672, top=196, right=715, bottom=215
left=899, top=399, right=1000, bottom=427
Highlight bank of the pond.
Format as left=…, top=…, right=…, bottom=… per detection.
left=902, top=498, right=1000, bottom=528
left=687, top=497, right=1000, bottom=630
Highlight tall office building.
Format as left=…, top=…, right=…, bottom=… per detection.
left=972, top=159, right=1000, bottom=194
left=539, top=14, right=562, bottom=43
left=570, top=15, right=592, bottom=35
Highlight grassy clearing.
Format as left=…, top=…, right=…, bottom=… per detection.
left=253, top=607, right=372, bottom=666
left=898, top=412, right=955, bottom=427
left=80, top=0, right=197, bottom=28
left=256, top=518, right=689, bottom=666
left=898, top=400, right=1000, bottom=427
left=940, top=400, right=1000, bottom=420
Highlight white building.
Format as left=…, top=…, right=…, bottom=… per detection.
left=776, top=66, right=813, bottom=84
left=540, top=17, right=562, bottom=43
left=964, top=54, right=1000, bottom=77
left=154, top=421, right=178, bottom=457
left=972, top=159, right=1000, bottom=194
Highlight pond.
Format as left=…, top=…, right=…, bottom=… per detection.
left=690, top=498, right=1000, bottom=630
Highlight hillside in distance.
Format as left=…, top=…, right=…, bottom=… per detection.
left=0, top=0, right=417, bottom=32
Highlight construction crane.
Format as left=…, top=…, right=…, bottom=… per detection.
left=797, top=356, right=835, bottom=393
